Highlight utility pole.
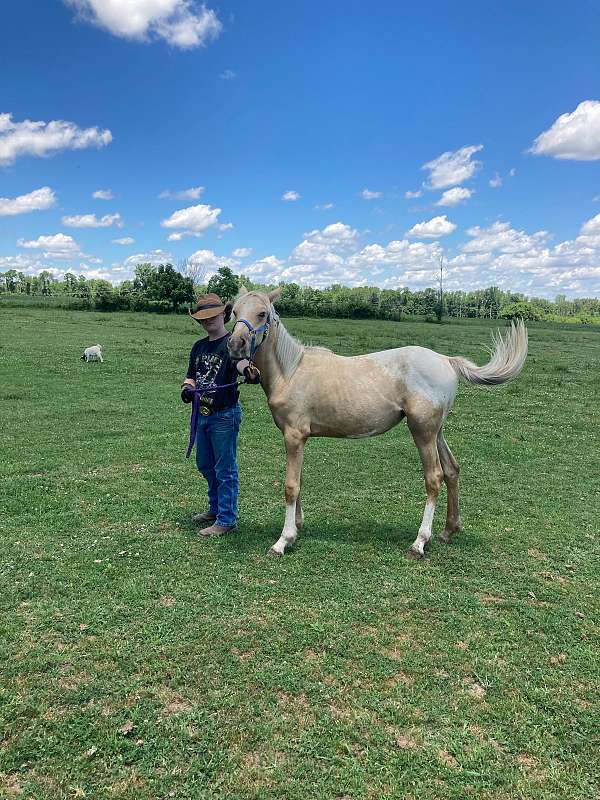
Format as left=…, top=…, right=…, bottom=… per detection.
left=437, top=254, right=444, bottom=322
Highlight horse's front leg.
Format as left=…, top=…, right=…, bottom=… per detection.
left=268, top=430, right=306, bottom=556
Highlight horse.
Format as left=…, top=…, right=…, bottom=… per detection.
left=228, top=287, right=528, bottom=559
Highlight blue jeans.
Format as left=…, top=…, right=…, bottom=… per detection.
left=195, top=403, right=242, bottom=527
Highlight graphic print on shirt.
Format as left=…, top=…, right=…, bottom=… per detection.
left=195, top=352, right=224, bottom=389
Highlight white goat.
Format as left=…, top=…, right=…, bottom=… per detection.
left=82, top=344, right=103, bottom=362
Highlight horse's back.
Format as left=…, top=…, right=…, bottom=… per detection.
left=366, top=346, right=458, bottom=413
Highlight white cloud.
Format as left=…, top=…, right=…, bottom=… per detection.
left=489, top=173, right=502, bottom=188
left=0, top=112, right=112, bottom=166
left=509, top=168, right=517, bottom=177
left=161, top=202, right=224, bottom=238
left=530, top=100, right=600, bottom=160
left=346, top=239, right=442, bottom=272
left=282, top=190, right=300, bottom=201
left=159, top=185, right=204, bottom=200
left=232, top=247, right=252, bottom=258
left=422, top=144, right=483, bottom=190
left=242, top=227, right=444, bottom=290
left=123, top=249, right=173, bottom=269
left=62, top=212, right=123, bottom=228
left=314, top=202, right=334, bottom=210
left=112, top=236, right=135, bottom=245
left=0, top=186, right=56, bottom=216
left=292, top=222, right=359, bottom=258
left=17, top=233, right=82, bottom=259
left=361, top=188, right=382, bottom=200
left=444, top=215, right=600, bottom=297
left=72, top=266, right=115, bottom=280
left=244, top=255, right=286, bottom=280
left=406, top=215, right=457, bottom=239
left=436, top=187, right=473, bottom=206
left=462, top=221, right=550, bottom=254
left=405, top=189, right=422, bottom=199
left=65, top=0, right=222, bottom=49
left=92, top=188, right=113, bottom=200
left=6, top=211, right=600, bottom=297
left=188, top=248, right=238, bottom=275
left=580, top=212, right=600, bottom=236
left=220, top=69, right=236, bottom=80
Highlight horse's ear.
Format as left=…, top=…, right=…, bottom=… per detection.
left=236, top=285, right=249, bottom=298
left=223, top=302, right=233, bottom=323
left=268, top=286, right=283, bottom=303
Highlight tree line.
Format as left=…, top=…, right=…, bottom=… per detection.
left=1, top=263, right=599, bottom=324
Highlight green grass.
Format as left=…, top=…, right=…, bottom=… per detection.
left=1, top=308, right=599, bottom=800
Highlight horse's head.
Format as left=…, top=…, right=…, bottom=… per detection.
left=228, top=286, right=282, bottom=360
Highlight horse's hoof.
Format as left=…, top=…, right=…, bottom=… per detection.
left=440, top=524, right=462, bottom=544
left=405, top=547, right=424, bottom=560
left=267, top=547, right=283, bottom=557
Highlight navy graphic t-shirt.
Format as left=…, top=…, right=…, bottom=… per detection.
left=186, top=333, right=239, bottom=409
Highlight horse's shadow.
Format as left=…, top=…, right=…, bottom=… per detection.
left=177, top=512, right=451, bottom=556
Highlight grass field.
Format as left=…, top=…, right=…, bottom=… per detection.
left=1, top=308, right=599, bottom=800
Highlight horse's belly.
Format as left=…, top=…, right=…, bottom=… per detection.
left=309, top=401, right=403, bottom=438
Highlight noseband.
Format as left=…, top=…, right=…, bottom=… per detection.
left=233, top=309, right=278, bottom=360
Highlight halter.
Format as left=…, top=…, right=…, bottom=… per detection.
left=233, top=309, right=278, bottom=360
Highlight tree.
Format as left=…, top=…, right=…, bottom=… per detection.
left=95, top=282, right=118, bottom=311
left=3, top=270, right=19, bottom=293
left=436, top=255, right=444, bottom=322
left=499, top=301, right=545, bottom=321
left=178, top=257, right=209, bottom=289
left=63, top=272, right=79, bottom=295
left=147, top=264, right=195, bottom=311
left=133, top=263, right=157, bottom=294
left=207, top=266, right=239, bottom=300
left=38, top=271, right=54, bottom=296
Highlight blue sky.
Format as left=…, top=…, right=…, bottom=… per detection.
left=2, top=0, right=600, bottom=297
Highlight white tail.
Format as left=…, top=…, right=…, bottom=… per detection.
left=449, top=320, right=528, bottom=386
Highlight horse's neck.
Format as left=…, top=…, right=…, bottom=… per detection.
left=254, top=319, right=304, bottom=396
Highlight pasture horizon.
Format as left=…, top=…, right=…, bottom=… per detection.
left=1, top=307, right=598, bottom=798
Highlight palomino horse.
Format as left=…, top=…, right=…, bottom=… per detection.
left=228, top=288, right=528, bottom=558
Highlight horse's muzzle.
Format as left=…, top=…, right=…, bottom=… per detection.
left=227, top=334, right=250, bottom=360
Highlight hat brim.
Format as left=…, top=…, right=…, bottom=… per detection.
left=189, top=305, right=226, bottom=320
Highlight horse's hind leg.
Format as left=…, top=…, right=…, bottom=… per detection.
left=406, top=418, right=444, bottom=559
left=295, top=468, right=304, bottom=529
left=437, top=430, right=462, bottom=544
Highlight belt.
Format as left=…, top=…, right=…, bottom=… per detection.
left=198, top=403, right=236, bottom=416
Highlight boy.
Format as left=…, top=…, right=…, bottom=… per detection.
left=181, top=293, right=259, bottom=537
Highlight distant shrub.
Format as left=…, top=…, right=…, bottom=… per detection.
left=499, top=301, right=545, bottom=321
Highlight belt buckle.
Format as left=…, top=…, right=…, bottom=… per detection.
left=199, top=406, right=211, bottom=416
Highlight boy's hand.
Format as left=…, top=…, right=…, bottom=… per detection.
left=243, top=365, right=261, bottom=384
left=181, top=383, right=196, bottom=404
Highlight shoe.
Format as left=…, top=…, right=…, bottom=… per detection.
left=198, top=523, right=237, bottom=538
left=191, top=510, right=217, bottom=525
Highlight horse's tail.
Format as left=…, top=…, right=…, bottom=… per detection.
left=448, top=320, right=528, bottom=386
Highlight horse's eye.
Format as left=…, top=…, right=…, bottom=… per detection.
left=258, top=312, right=266, bottom=318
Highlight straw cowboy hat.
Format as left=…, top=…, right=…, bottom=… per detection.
left=189, top=293, right=232, bottom=322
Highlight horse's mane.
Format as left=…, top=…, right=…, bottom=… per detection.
left=273, top=318, right=305, bottom=378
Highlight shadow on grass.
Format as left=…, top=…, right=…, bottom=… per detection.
left=174, top=511, right=484, bottom=558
